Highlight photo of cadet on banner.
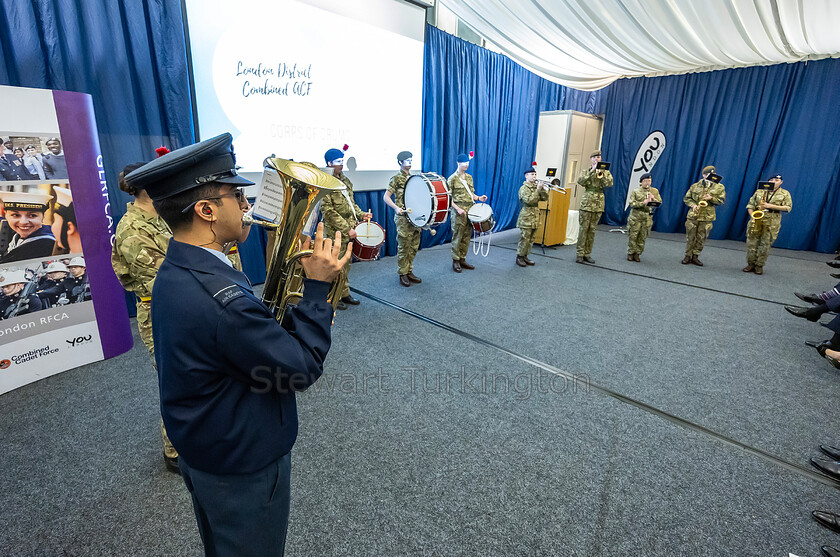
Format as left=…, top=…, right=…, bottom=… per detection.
left=0, top=135, right=69, bottom=182
left=0, top=85, right=132, bottom=394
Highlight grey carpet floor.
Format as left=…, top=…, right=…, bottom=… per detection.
left=1, top=227, right=839, bottom=556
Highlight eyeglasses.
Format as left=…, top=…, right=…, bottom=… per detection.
left=181, top=189, right=248, bottom=213
left=214, top=188, right=246, bottom=202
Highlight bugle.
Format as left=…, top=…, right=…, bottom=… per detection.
left=536, top=178, right=566, bottom=193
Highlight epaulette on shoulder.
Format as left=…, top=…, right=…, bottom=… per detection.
left=190, top=270, right=245, bottom=307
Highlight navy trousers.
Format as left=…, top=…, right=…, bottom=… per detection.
left=179, top=452, right=291, bottom=557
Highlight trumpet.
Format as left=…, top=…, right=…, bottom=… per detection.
left=536, top=178, right=566, bottom=193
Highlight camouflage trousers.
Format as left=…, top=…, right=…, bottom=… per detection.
left=577, top=210, right=602, bottom=257
left=395, top=215, right=421, bottom=275
left=685, top=219, right=713, bottom=256
left=518, top=226, right=537, bottom=256
left=746, top=217, right=782, bottom=267
left=138, top=302, right=178, bottom=460
left=627, top=210, right=653, bottom=255
left=451, top=211, right=472, bottom=260
left=326, top=226, right=353, bottom=298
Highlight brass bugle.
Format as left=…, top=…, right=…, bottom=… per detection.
left=536, top=179, right=566, bottom=193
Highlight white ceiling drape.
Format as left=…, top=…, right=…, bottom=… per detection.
left=439, top=0, right=840, bottom=90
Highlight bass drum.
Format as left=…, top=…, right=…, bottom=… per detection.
left=403, top=172, right=450, bottom=228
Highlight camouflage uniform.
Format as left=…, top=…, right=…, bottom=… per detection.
left=517, top=180, right=548, bottom=256
left=627, top=185, right=662, bottom=255
left=683, top=179, right=725, bottom=257
left=447, top=171, right=475, bottom=261
left=745, top=187, right=792, bottom=268
left=111, top=202, right=177, bottom=460
left=321, top=173, right=363, bottom=298
left=576, top=168, right=613, bottom=257
left=388, top=170, right=421, bottom=275
left=226, top=245, right=243, bottom=271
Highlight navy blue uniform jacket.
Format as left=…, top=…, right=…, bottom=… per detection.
left=152, top=240, right=333, bottom=474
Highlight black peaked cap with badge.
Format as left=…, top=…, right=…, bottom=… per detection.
left=124, top=133, right=254, bottom=201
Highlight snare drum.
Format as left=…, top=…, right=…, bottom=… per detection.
left=467, top=203, right=495, bottom=233
left=403, top=172, right=450, bottom=228
left=351, top=221, right=385, bottom=261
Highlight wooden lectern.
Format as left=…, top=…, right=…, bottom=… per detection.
left=536, top=189, right=571, bottom=246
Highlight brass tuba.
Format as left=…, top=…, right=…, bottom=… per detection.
left=243, top=157, right=347, bottom=322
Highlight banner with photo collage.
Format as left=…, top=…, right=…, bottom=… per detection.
left=0, top=85, right=132, bottom=394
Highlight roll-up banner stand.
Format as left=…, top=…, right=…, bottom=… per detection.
left=0, top=85, right=132, bottom=394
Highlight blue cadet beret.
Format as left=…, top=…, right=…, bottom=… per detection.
left=770, top=173, right=783, bottom=180
left=397, top=151, right=412, bottom=162
left=124, top=133, right=254, bottom=201
left=640, top=172, right=651, bottom=182
left=456, top=153, right=470, bottom=164
left=324, top=148, right=344, bottom=164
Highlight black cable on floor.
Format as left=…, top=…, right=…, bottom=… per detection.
left=351, top=286, right=840, bottom=490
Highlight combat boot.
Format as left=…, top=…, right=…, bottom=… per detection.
left=460, top=259, right=475, bottom=270
left=691, top=255, right=703, bottom=266
left=516, top=256, right=527, bottom=267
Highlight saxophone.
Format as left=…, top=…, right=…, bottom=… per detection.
left=748, top=189, right=768, bottom=235
left=242, top=157, right=347, bottom=322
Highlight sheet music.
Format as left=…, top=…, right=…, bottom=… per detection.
left=252, top=168, right=285, bottom=223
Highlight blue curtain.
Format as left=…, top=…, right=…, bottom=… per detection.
left=409, top=26, right=602, bottom=255
left=0, top=0, right=195, bottom=312
left=600, top=58, right=840, bottom=252
left=0, top=0, right=196, bottom=224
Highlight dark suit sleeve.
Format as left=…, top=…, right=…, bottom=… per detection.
left=216, top=278, right=333, bottom=392
left=827, top=293, right=840, bottom=313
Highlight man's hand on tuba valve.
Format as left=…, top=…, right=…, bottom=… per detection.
left=301, top=223, right=352, bottom=283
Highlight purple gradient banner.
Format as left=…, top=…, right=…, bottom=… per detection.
left=53, top=90, right=132, bottom=359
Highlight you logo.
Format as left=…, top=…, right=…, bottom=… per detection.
left=66, top=335, right=93, bottom=348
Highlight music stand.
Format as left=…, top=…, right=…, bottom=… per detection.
left=538, top=202, right=550, bottom=254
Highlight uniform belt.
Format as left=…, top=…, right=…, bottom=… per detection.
left=765, top=209, right=781, bottom=214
